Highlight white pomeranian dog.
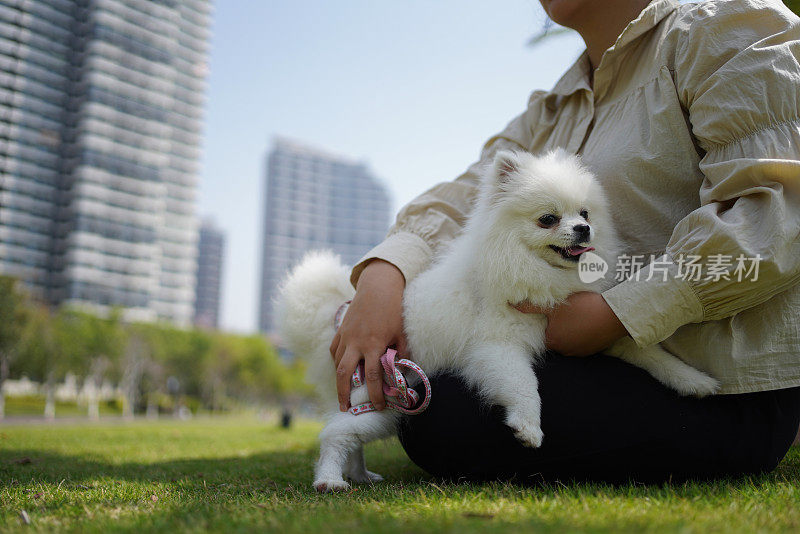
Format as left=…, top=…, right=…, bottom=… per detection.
left=277, top=149, right=719, bottom=492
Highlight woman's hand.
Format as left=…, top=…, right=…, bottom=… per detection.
left=330, top=259, right=407, bottom=412
left=511, top=292, right=629, bottom=356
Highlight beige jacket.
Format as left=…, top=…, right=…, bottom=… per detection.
left=352, top=0, right=800, bottom=394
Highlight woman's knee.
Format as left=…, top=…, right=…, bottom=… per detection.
left=398, top=372, right=516, bottom=478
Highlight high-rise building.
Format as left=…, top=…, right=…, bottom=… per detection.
left=258, top=138, right=391, bottom=333
left=0, top=0, right=212, bottom=324
left=193, top=218, right=224, bottom=329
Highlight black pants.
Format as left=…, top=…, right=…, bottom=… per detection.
left=399, top=352, right=800, bottom=484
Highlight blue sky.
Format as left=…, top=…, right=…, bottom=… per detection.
left=198, top=0, right=586, bottom=332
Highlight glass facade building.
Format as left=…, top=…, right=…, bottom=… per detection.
left=193, top=218, right=223, bottom=329
left=258, top=138, right=391, bottom=333
left=0, top=0, right=212, bottom=324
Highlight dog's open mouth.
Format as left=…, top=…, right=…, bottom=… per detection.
left=549, top=244, right=595, bottom=262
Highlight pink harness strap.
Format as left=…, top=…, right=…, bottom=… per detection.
left=333, top=301, right=431, bottom=416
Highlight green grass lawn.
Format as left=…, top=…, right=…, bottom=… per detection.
left=1, top=417, right=799, bottom=533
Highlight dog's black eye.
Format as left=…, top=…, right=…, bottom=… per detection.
left=538, top=214, right=559, bottom=227
left=580, top=210, right=589, bottom=220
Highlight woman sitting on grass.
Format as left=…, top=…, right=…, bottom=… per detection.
left=331, top=0, right=800, bottom=483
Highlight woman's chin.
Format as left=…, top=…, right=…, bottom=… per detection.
left=540, top=0, right=594, bottom=30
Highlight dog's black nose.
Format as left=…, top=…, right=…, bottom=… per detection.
left=573, top=224, right=590, bottom=240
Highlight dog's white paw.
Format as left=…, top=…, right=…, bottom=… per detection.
left=669, top=369, right=721, bottom=398
left=346, top=470, right=384, bottom=484
left=313, top=478, right=351, bottom=493
left=675, top=371, right=720, bottom=397
left=505, top=410, right=544, bottom=448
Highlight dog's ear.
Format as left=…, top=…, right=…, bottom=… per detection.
left=492, top=150, right=522, bottom=188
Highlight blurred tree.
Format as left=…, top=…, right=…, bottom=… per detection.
left=203, top=334, right=238, bottom=411
left=129, top=322, right=214, bottom=416
left=155, top=325, right=212, bottom=405
left=17, top=306, right=79, bottom=419
left=132, top=323, right=167, bottom=418
left=233, top=334, right=311, bottom=405
left=786, top=0, right=799, bottom=15
left=10, top=304, right=311, bottom=418
left=0, top=276, right=28, bottom=419
left=236, top=335, right=282, bottom=404
left=120, top=331, right=146, bottom=419
left=60, top=309, right=127, bottom=419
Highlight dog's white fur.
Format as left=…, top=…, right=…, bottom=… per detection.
left=277, top=149, right=719, bottom=492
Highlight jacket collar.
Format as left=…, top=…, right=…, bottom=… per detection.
left=551, top=0, right=680, bottom=97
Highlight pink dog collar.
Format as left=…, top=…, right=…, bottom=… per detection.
left=333, top=302, right=431, bottom=416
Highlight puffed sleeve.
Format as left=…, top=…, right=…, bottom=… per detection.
left=349, top=91, right=544, bottom=287
left=602, top=0, right=800, bottom=347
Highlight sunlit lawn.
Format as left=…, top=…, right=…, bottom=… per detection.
left=1, top=417, right=799, bottom=533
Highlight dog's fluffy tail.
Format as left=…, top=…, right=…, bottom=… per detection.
left=275, top=250, right=354, bottom=404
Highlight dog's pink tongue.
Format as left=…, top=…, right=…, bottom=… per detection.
left=568, top=246, right=595, bottom=256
